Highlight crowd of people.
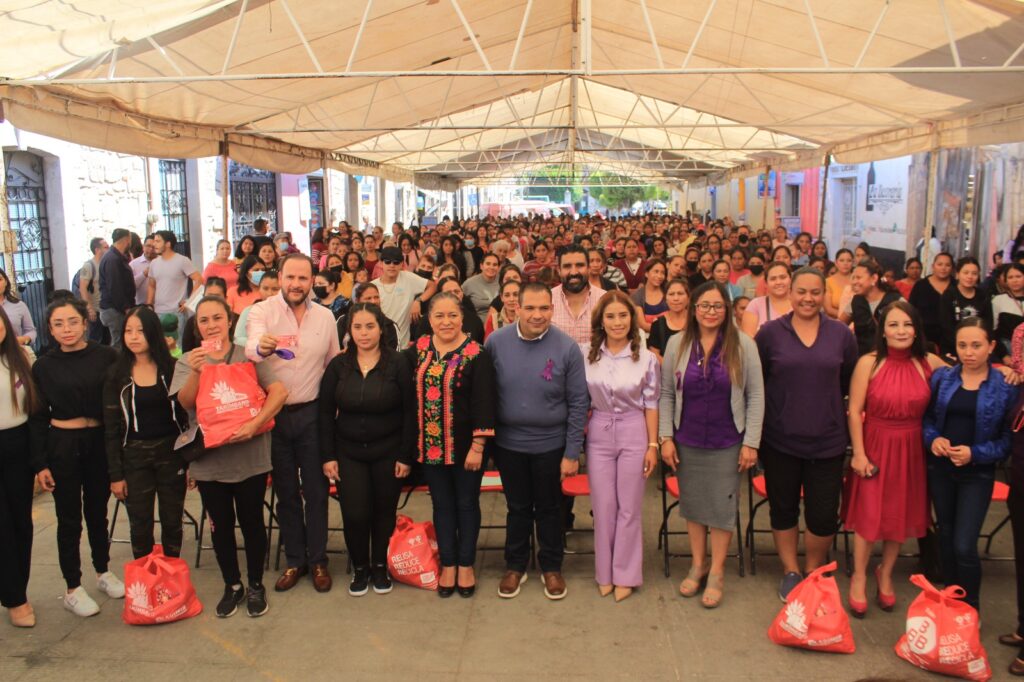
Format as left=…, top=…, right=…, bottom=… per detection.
left=3, top=211, right=1024, bottom=673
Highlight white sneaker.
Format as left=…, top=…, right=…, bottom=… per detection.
left=97, top=572, right=125, bottom=599
left=63, top=587, right=100, bottom=617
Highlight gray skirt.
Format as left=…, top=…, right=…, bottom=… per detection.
left=676, top=443, right=743, bottom=530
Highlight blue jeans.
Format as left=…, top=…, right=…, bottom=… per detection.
left=927, top=456, right=995, bottom=611
left=421, top=463, right=484, bottom=567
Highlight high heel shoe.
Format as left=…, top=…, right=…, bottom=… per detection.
left=874, top=565, right=896, bottom=612
left=848, top=590, right=868, bottom=619
left=598, top=584, right=614, bottom=597
left=614, top=586, right=633, bottom=603
left=438, top=567, right=456, bottom=598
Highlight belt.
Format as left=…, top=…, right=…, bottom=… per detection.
left=281, top=400, right=317, bottom=412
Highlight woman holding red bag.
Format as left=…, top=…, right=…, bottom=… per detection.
left=170, top=296, right=287, bottom=619
left=843, top=301, right=947, bottom=618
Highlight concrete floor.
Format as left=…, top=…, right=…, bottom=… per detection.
left=2, top=481, right=1019, bottom=681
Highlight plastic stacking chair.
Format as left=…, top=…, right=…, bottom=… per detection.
left=561, top=474, right=595, bottom=556
left=660, top=463, right=744, bottom=577
left=981, top=480, right=1012, bottom=560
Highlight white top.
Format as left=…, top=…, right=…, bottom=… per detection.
left=0, top=347, right=34, bottom=429
left=149, top=253, right=197, bottom=314
left=129, top=255, right=152, bottom=305
left=372, top=270, right=428, bottom=347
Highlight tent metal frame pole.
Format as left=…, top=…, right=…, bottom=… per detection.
left=346, top=0, right=374, bottom=73
left=246, top=122, right=952, bottom=133
left=762, top=165, right=771, bottom=231
left=922, top=149, right=940, bottom=273
left=0, top=149, right=14, bottom=278
left=817, top=153, right=830, bottom=237
left=8, top=64, right=1024, bottom=86
left=221, top=147, right=230, bottom=241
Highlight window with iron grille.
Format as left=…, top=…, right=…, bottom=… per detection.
left=158, top=159, right=190, bottom=256
left=4, top=151, right=52, bottom=349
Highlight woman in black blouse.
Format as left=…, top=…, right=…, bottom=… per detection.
left=319, top=303, right=416, bottom=597
left=909, top=252, right=954, bottom=351
left=31, top=297, right=123, bottom=617
left=938, top=256, right=991, bottom=360
left=647, top=278, right=689, bottom=361
left=405, top=292, right=495, bottom=598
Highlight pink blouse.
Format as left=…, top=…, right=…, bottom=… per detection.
left=581, top=342, right=660, bottom=414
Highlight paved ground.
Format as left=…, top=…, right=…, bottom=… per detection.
left=2, top=479, right=1019, bottom=681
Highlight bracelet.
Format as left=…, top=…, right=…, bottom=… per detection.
left=647, top=442, right=658, bottom=448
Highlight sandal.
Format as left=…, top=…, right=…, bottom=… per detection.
left=679, top=565, right=709, bottom=598
left=702, top=573, right=725, bottom=609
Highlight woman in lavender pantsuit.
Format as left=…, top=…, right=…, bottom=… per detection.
left=582, top=290, right=660, bottom=603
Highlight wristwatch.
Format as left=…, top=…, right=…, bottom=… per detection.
left=658, top=436, right=672, bottom=445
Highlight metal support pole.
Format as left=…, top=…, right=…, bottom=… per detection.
left=0, top=150, right=14, bottom=277
left=221, top=147, right=230, bottom=241
left=818, top=153, right=831, bottom=237
left=922, top=150, right=940, bottom=273
left=322, top=162, right=331, bottom=230
left=761, top=165, right=771, bottom=231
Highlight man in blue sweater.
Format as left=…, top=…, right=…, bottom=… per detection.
left=485, top=282, right=590, bottom=600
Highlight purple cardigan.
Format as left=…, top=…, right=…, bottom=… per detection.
left=754, top=312, right=858, bottom=459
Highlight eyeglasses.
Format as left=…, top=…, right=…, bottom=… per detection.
left=696, top=302, right=726, bottom=313
left=382, top=259, right=402, bottom=265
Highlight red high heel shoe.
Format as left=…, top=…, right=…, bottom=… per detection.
left=848, top=590, right=868, bottom=619
left=875, top=565, right=896, bottom=612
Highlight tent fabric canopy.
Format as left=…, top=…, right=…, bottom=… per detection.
left=2, top=0, right=1023, bottom=187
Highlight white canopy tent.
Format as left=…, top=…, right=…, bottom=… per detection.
left=1, top=0, right=1024, bottom=189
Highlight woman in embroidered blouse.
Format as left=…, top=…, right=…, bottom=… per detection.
left=405, top=292, right=496, bottom=598
left=583, top=291, right=660, bottom=603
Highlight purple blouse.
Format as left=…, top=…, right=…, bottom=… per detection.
left=582, top=342, right=660, bottom=414
left=675, top=339, right=741, bottom=449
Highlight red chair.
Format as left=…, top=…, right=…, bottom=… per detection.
left=981, top=480, right=1012, bottom=559
left=561, top=474, right=595, bottom=556
left=660, top=464, right=744, bottom=577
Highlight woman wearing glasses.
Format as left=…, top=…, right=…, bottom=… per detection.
left=658, top=282, right=764, bottom=609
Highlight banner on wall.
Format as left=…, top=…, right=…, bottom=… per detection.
left=757, top=171, right=776, bottom=199
left=859, top=158, right=909, bottom=253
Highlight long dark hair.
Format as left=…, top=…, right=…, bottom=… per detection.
left=0, top=269, right=19, bottom=303
left=113, top=306, right=177, bottom=382
left=234, top=235, right=257, bottom=260
left=236, top=255, right=264, bottom=295
left=678, top=281, right=744, bottom=387
left=341, top=303, right=394, bottom=359
left=0, top=306, right=39, bottom=415
left=588, top=290, right=640, bottom=364
left=872, top=300, right=928, bottom=369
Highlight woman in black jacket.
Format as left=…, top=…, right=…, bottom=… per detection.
left=319, top=303, right=416, bottom=597
left=405, top=292, right=495, bottom=598
left=103, top=306, right=187, bottom=559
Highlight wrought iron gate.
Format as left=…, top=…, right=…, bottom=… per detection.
left=229, top=161, right=277, bottom=243
left=4, top=151, right=53, bottom=348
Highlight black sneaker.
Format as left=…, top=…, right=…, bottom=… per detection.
left=371, top=565, right=393, bottom=594
left=216, top=585, right=245, bottom=618
left=349, top=566, right=370, bottom=596
left=246, top=584, right=269, bottom=618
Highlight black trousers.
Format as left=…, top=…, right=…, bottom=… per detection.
left=271, top=403, right=328, bottom=569
left=122, top=436, right=187, bottom=559
left=495, top=445, right=564, bottom=574
left=336, top=455, right=402, bottom=568
left=760, top=445, right=845, bottom=536
left=48, top=426, right=110, bottom=589
left=0, top=425, right=34, bottom=607
left=197, top=473, right=268, bottom=587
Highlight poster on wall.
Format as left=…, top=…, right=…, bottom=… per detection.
left=859, top=158, right=909, bottom=253
left=757, top=171, right=776, bottom=199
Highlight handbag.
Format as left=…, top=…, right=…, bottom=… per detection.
left=173, top=422, right=205, bottom=463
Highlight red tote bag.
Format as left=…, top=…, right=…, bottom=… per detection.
left=895, top=574, right=991, bottom=681
left=768, top=561, right=856, bottom=654
left=195, top=354, right=274, bottom=449
left=123, top=546, right=203, bottom=625
left=387, top=515, right=440, bottom=591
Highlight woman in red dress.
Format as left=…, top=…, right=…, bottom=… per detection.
left=844, top=300, right=947, bottom=617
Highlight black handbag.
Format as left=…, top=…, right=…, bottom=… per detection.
left=174, top=421, right=206, bottom=463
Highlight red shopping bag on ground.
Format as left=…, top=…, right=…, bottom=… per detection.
left=195, top=359, right=274, bottom=449
left=894, top=574, right=991, bottom=681
left=768, top=561, right=856, bottom=654
left=387, top=515, right=440, bottom=591
left=123, top=545, right=203, bottom=625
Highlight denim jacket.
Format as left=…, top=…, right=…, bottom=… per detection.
left=922, top=365, right=1019, bottom=465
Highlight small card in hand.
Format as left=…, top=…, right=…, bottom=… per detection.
left=201, top=338, right=223, bottom=352
left=277, top=335, right=298, bottom=349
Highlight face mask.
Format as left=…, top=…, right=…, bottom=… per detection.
left=276, top=242, right=289, bottom=253
left=465, top=238, right=475, bottom=248
left=313, top=285, right=329, bottom=299
left=250, top=270, right=266, bottom=284
left=686, top=261, right=698, bottom=273
left=329, top=265, right=344, bottom=274
left=749, top=264, right=764, bottom=276
left=414, top=269, right=433, bottom=280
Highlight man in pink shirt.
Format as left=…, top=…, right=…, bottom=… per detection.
left=552, top=244, right=606, bottom=347
left=247, top=254, right=341, bottom=594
